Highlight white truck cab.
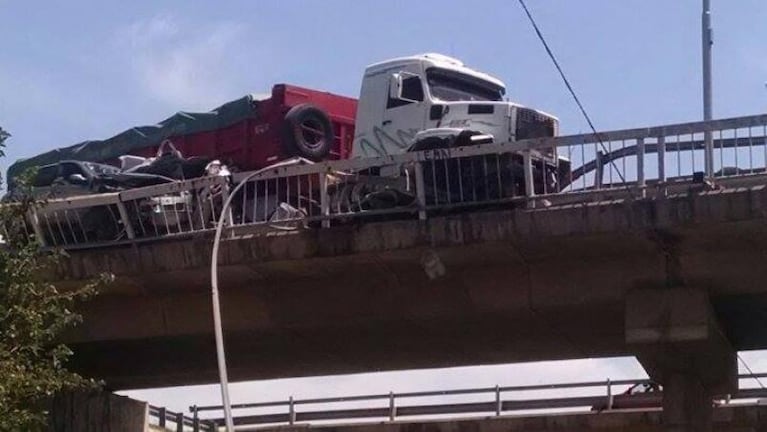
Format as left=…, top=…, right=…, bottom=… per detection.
left=352, top=53, right=560, bottom=162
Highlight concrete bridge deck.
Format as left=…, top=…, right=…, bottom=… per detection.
left=54, top=182, right=767, bottom=390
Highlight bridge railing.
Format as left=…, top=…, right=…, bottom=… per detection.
left=537, top=113, right=767, bottom=194
left=23, top=114, right=767, bottom=249
left=28, top=175, right=229, bottom=249
left=190, top=373, right=767, bottom=428
left=148, top=404, right=216, bottom=432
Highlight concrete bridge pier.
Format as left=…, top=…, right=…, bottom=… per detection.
left=626, top=287, right=737, bottom=432
left=661, top=372, right=714, bottom=432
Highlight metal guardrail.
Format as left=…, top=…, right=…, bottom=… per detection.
left=22, top=113, right=767, bottom=250
left=149, top=404, right=216, bottom=432
left=191, top=373, right=767, bottom=428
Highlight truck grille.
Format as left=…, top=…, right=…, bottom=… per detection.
left=515, top=108, right=556, bottom=140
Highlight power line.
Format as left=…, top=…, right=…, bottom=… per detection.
left=517, top=0, right=629, bottom=187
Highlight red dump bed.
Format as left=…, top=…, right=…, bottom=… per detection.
left=127, top=84, right=357, bottom=171
left=8, top=84, right=358, bottom=183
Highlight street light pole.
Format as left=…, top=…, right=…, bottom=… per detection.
left=211, top=200, right=235, bottom=432
left=210, top=167, right=275, bottom=432
left=702, top=0, right=714, bottom=176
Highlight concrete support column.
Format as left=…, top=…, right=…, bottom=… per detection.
left=662, top=372, right=712, bottom=432
left=626, top=287, right=736, bottom=432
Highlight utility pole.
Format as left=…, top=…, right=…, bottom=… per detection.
left=702, top=0, right=714, bottom=176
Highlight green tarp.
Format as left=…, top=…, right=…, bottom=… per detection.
left=7, top=94, right=264, bottom=183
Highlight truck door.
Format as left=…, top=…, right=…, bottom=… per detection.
left=380, top=72, right=427, bottom=154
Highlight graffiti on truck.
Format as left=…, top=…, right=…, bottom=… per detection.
left=357, top=127, right=420, bottom=157
left=418, top=147, right=452, bottom=161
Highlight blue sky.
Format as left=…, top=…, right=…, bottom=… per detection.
left=3, top=0, right=767, bottom=417
left=3, top=0, right=766, bottom=171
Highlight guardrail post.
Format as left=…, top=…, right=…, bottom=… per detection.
left=636, top=138, right=646, bottom=198
left=495, top=385, right=502, bottom=416
left=594, top=151, right=604, bottom=189
left=219, top=177, right=234, bottom=229
left=319, top=172, right=330, bottom=228
left=289, top=396, right=296, bottom=425
left=115, top=201, right=136, bottom=240
left=26, top=208, right=47, bottom=247
left=606, top=379, right=614, bottom=410
left=192, top=405, right=200, bottom=432
left=158, top=407, right=166, bottom=428
left=704, top=128, right=714, bottom=178
left=389, top=391, right=396, bottom=421
left=176, top=412, right=184, bottom=432
left=657, top=136, right=666, bottom=196
left=522, top=151, right=535, bottom=208
left=414, top=162, right=427, bottom=220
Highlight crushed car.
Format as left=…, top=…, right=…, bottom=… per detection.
left=9, top=143, right=233, bottom=244
left=18, top=160, right=173, bottom=199
left=4, top=160, right=176, bottom=243
left=117, top=142, right=230, bottom=232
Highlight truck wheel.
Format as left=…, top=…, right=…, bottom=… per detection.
left=283, top=104, right=334, bottom=161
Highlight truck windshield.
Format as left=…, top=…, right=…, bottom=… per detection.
left=426, top=68, right=505, bottom=102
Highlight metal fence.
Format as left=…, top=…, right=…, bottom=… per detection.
left=22, top=113, right=767, bottom=250
left=189, top=373, right=767, bottom=428
left=148, top=405, right=216, bottom=432
left=28, top=175, right=229, bottom=249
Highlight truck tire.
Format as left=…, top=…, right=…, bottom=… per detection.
left=283, top=104, right=334, bottom=161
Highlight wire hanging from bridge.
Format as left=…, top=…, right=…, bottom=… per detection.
left=517, top=0, right=631, bottom=189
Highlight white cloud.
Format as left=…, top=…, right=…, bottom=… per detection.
left=115, top=15, right=249, bottom=111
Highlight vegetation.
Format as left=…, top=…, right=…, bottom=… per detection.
left=0, top=128, right=103, bottom=431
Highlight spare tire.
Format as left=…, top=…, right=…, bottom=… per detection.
left=282, top=104, right=334, bottom=161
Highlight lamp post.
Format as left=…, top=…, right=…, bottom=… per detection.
left=211, top=193, right=236, bottom=432
left=702, top=0, right=714, bottom=176
left=210, top=167, right=273, bottom=432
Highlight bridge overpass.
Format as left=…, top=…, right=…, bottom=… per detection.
left=58, top=180, right=767, bottom=389
left=30, top=114, right=767, bottom=430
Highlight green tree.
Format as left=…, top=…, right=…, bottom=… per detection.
left=0, top=128, right=103, bottom=431
left=0, top=128, right=8, bottom=148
